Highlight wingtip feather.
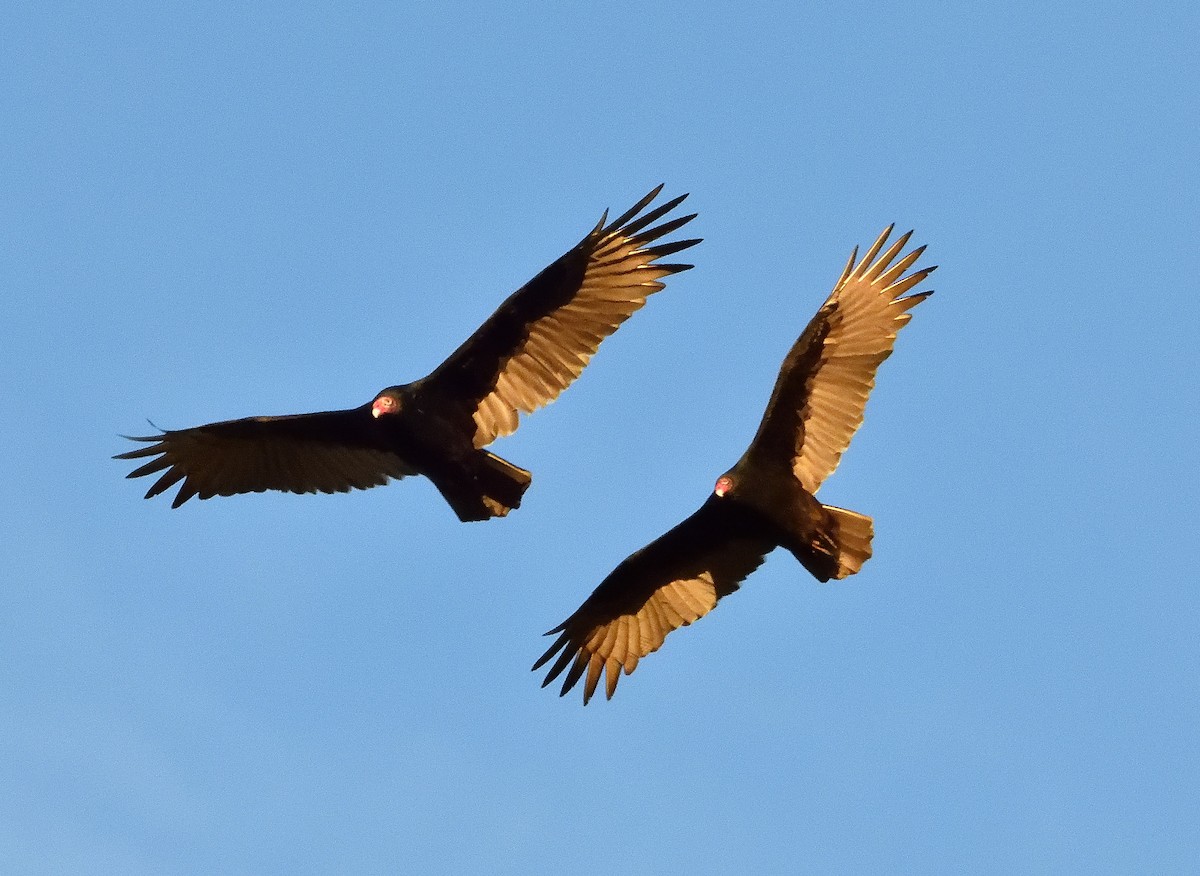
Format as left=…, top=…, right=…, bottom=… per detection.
left=854, top=225, right=893, bottom=278
left=604, top=185, right=664, bottom=232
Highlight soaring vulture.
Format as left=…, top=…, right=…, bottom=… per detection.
left=535, top=225, right=935, bottom=702
left=116, top=187, right=699, bottom=521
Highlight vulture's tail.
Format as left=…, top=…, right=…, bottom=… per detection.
left=823, top=505, right=874, bottom=578
left=477, top=451, right=532, bottom=518
left=432, top=451, right=532, bottom=522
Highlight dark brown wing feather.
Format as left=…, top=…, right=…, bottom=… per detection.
left=114, top=408, right=417, bottom=508
left=425, top=186, right=700, bottom=447
left=533, top=496, right=774, bottom=704
left=745, top=226, right=935, bottom=494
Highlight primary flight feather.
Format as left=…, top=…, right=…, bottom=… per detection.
left=534, top=225, right=935, bottom=702
left=116, top=186, right=699, bottom=521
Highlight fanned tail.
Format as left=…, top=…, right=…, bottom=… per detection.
left=431, top=451, right=532, bottom=522
left=824, top=505, right=874, bottom=578
left=478, top=451, right=532, bottom=518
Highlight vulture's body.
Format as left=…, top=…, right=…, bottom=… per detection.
left=535, top=225, right=935, bottom=702
left=116, top=187, right=698, bottom=521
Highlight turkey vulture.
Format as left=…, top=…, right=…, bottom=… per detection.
left=116, top=186, right=699, bottom=521
left=534, top=225, right=935, bottom=702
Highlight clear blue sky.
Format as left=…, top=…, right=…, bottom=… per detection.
left=4, top=3, right=1197, bottom=873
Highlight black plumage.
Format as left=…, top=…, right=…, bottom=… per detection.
left=116, top=187, right=699, bottom=521
left=535, top=225, right=935, bottom=701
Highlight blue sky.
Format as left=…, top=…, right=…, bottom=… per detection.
left=3, top=3, right=1197, bottom=873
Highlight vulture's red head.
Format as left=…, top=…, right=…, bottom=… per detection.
left=372, top=394, right=401, bottom=419
left=714, top=475, right=734, bottom=498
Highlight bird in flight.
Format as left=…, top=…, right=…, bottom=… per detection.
left=116, top=186, right=699, bottom=521
left=535, top=225, right=935, bottom=702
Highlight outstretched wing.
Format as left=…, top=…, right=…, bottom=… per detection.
left=114, top=408, right=417, bottom=508
left=534, top=496, right=774, bottom=704
left=745, top=226, right=935, bottom=494
left=426, top=186, right=700, bottom=447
